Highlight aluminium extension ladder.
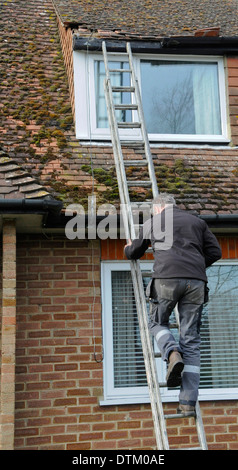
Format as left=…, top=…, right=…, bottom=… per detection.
left=102, top=41, right=208, bottom=450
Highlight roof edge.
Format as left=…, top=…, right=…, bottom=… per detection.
left=73, top=36, right=238, bottom=54
left=0, top=198, right=63, bottom=217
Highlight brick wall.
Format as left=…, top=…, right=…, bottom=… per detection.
left=0, top=220, right=16, bottom=450
left=14, top=235, right=102, bottom=450
left=0, top=234, right=234, bottom=449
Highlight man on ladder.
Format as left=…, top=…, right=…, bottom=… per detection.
left=124, top=192, right=222, bottom=413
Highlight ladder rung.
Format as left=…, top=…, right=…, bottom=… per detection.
left=133, top=224, right=141, bottom=233
left=115, top=104, right=138, bottom=110
left=112, top=86, right=135, bottom=92
left=109, top=68, right=132, bottom=73
left=164, top=412, right=196, bottom=419
left=175, top=447, right=202, bottom=451
left=124, top=159, right=147, bottom=166
left=117, top=122, right=141, bottom=128
left=128, top=180, right=152, bottom=187
left=132, top=200, right=152, bottom=205
left=141, top=271, right=152, bottom=277
left=154, top=352, right=161, bottom=358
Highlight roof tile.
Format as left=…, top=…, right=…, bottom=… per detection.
left=0, top=149, right=51, bottom=199
left=53, top=0, right=238, bottom=38
left=1, top=0, right=238, bottom=215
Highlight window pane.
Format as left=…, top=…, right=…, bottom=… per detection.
left=111, top=271, right=147, bottom=388
left=151, top=265, right=238, bottom=390
left=200, top=264, right=238, bottom=389
left=111, top=265, right=238, bottom=393
left=140, top=60, right=221, bottom=135
left=94, top=60, right=132, bottom=128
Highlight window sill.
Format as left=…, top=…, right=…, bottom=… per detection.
left=76, top=133, right=231, bottom=146
left=100, top=389, right=238, bottom=407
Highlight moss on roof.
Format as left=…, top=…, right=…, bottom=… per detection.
left=0, top=0, right=74, bottom=199
left=1, top=0, right=238, bottom=214
left=53, top=0, right=238, bottom=38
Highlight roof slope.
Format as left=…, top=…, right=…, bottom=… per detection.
left=1, top=0, right=238, bottom=215
left=0, top=0, right=75, bottom=200
left=53, top=0, right=238, bottom=38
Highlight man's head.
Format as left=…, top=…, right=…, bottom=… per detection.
left=152, top=193, right=176, bottom=215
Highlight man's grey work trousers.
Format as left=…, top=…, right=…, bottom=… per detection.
left=147, top=278, right=205, bottom=406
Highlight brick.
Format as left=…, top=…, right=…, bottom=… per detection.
left=92, top=440, right=117, bottom=450
left=215, top=433, right=238, bottom=442
left=227, top=58, right=238, bottom=68
left=26, top=437, right=51, bottom=446
left=53, top=398, right=77, bottom=407
left=79, top=432, right=103, bottom=441
left=67, top=442, right=91, bottom=450
left=53, top=434, right=77, bottom=444
left=169, top=436, right=190, bottom=445
left=40, top=425, right=65, bottom=435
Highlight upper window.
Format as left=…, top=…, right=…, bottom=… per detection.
left=73, top=52, right=229, bottom=143
left=101, top=261, right=238, bottom=405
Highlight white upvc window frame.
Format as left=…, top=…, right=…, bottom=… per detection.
left=73, top=51, right=229, bottom=144
left=100, top=260, right=238, bottom=406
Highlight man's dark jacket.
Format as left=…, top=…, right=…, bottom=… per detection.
left=124, top=206, right=222, bottom=282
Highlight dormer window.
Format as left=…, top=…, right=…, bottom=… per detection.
left=74, top=52, right=228, bottom=143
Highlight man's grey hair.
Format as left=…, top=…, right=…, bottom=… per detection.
left=152, top=193, right=176, bottom=213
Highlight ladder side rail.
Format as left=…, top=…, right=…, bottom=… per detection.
left=174, top=305, right=208, bottom=450
left=104, top=87, right=167, bottom=450
left=195, top=402, right=208, bottom=450
left=103, top=41, right=169, bottom=449
left=131, top=262, right=166, bottom=449
left=174, top=304, right=180, bottom=332
left=126, top=42, right=159, bottom=199
left=103, top=80, right=131, bottom=241
left=131, top=261, right=170, bottom=449
left=102, top=42, right=136, bottom=241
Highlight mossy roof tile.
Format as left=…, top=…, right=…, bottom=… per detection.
left=0, top=148, right=51, bottom=199
left=52, top=0, right=238, bottom=38
left=1, top=0, right=238, bottom=215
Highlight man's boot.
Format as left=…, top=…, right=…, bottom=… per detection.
left=166, top=351, right=184, bottom=387
left=177, top=404, right=195, bottom=414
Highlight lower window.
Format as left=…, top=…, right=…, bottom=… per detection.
left=101, top=261, right=238, bottom=404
